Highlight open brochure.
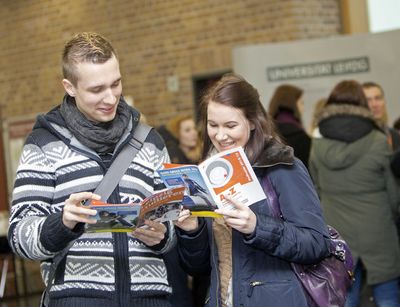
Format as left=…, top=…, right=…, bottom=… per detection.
left=85, top=186, right=185, bottom=233
left=158, top=147, right=266, bottom=217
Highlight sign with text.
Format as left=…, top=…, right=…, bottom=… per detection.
left=233, top=30, right=400, bottom=131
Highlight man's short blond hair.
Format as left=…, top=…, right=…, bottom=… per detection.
left=62, top=32, right=117, bottom=86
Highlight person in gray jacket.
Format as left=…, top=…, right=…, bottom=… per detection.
left=309, top=80, right=400, bottom=307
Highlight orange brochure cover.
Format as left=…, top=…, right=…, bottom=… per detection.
left=159, top=147, right=266, bottom=211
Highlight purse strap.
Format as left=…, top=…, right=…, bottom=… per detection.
left=43, top=121, right=152, bottom=306
left=262, top=174, right=350, bottom=260
left=261, top=175, right=283, bottom=219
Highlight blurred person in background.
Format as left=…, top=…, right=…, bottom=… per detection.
left=309, top=98, right=327, bottom=138
left=268, top=84, right=311, bottom=168
left=393, top=116, right=400, bottom=134
left=392, top=149, right=400, bottom=178
left=392, top=117, right=400, bottom=178
left=309, top=80, right=400, bottom=307
left=362, top=81, right=400, bottom=150
left=158, top=115, right=201, bottom=164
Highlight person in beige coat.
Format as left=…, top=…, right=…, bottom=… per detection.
left=309, top=80, right=400, bottom=307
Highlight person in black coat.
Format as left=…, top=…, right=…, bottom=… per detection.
left=268, top=84, right=311, bottom=168
left=391, top=149, right=400, bottom=178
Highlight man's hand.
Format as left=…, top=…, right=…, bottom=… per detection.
left=174, top=209, right=199, bottom=232
left=215, top=195, right=257, bottom=235
left=62, top=192, right=100, bottom=230
left=132, top=220, right=167, bottom=246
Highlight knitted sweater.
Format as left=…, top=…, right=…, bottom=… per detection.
left=8, top=105, right=175, bottom=306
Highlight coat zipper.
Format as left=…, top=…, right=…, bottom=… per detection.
left=247, top=281, right=265, bottom=297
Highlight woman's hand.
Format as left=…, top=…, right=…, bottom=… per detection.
left=62, top=192, right=100, bottom=230
left=174, top=209, right=199, bottom=232
left=132, top=220, right=167, bottom=246
left=215, top=196, right=257, bottom=235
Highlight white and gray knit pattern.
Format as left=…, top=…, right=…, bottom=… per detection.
left=9, top=114, right=174, bottom=301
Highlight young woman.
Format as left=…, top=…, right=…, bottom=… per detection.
left=175, top=74, right=330, bottom=307
left=158, top=115, right=201, bottom=165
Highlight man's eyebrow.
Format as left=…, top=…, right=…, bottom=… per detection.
left=87, top=84, right=103, bottom=91
left=87, top=78, right=121, bottom=91
left=111, top=77, right=122, bottom=85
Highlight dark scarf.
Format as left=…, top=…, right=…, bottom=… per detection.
left=60, top=95, right=131, bottom=153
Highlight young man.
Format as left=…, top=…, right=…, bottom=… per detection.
left=8, top=32, right=174, bottom=306
left=362, top=81, right=400, bottom=150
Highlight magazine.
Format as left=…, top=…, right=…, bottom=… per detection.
left=158, top=147, right=266, bottom=217
left=85, top=186, right=185, bottom=233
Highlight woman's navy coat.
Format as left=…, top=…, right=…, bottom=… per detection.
left=177, top=150, right=330, bottom=307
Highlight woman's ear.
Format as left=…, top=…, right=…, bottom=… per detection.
left=62, top=79, right=76, bottom=97
left=250, top=121, right=255, bottom=130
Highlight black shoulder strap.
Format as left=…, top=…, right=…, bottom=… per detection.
left=43, top=122, right=152, bottom=306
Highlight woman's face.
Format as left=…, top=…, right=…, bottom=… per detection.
left=179, top=119, right=198, bottom=149
left=297, top=96, right=304, bottom=115
left=207, top=101, right=254, bottom=152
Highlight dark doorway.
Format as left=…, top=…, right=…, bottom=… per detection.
left=192, top=70, right=232, bottom=122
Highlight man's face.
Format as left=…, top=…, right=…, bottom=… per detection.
left=62, top=54, right=122, bottom=123
left=363, top=86, right=385, bottom=120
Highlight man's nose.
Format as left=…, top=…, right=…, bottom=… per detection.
left=103, top=89, right=117, bottom=104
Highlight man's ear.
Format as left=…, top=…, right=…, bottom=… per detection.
left=62, top=79, right=76, bottom=97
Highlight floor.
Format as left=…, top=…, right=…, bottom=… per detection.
left=0, top=254, right=43, bottom=307
left=0, top=294, right=41, bottom=307
left=0, top=288, right=378, bottom=307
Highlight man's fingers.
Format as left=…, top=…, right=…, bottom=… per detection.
left=68, top=192, right=101, bottom=204
left=65, top=204, right=97, bottom=216
left=144, top=220, right=166, bottom=233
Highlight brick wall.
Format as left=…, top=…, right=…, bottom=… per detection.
left=0, top=0, right=341, bottom=126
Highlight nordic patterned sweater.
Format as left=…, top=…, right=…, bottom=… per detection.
left=8, top=105, right=175, bottom=306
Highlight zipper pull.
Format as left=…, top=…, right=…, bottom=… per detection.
left=247, top=281, right=264, bottom=297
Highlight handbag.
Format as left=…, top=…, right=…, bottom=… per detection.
left=262, top=175, right=354, bottom=307
left=41, top=122, right=152, bottom=307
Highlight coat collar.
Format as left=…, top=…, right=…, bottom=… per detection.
left=316, top=104, right=382, bottom=143
left=253, top=138, right=294, bottom=168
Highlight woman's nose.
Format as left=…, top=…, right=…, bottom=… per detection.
left=215, top=130, right=227, bottom=141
